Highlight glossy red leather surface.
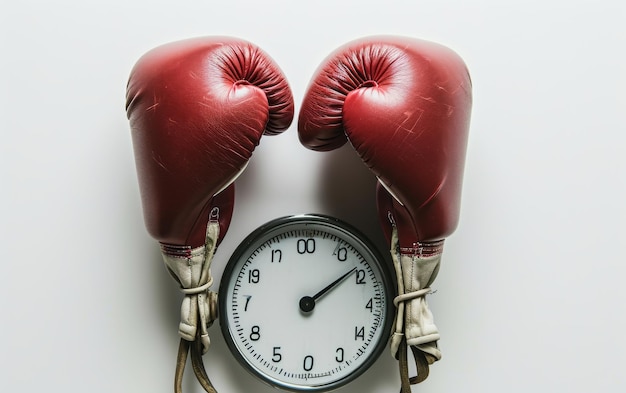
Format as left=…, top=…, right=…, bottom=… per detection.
left=299, top=36, right=471, bottom=243
left=127, top=37, right=294, bottom=247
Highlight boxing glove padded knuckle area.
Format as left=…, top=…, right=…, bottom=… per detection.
left=211, top=44, right=294, bottom=135
left=336, top=44, right=408, bottom=88
left=299, top=42, right=414, bottom=150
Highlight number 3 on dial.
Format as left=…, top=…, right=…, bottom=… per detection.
left=219, top=214, right=394, bottom=392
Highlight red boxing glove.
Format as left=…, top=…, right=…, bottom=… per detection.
left=126, top=36, right=294, bottom=392
left=127, top=36, right=294, bottom=248
left=298, top=36, right=471, bottom=385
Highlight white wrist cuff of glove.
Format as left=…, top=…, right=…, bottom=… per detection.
left=161, top=221, right=220, bottom=354
left=390, top=229, right=443, bottom=362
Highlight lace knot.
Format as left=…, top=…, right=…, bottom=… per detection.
left=393, top=287, right=432, bottom=307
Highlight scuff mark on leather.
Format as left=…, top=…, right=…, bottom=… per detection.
left=152, top=150, right=171, bottom=172
left=418, top=176, right=447, bottom=209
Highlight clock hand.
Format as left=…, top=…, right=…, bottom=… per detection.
left=299, top=267, right=357, bottom=312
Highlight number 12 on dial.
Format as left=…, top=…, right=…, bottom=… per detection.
left=219, top=214, right=394, bottom=392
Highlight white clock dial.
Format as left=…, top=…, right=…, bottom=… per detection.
left=219, top=215, right=394, bottom=392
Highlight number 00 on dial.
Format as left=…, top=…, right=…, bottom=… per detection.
left=218, top=214, right=394, bottom=392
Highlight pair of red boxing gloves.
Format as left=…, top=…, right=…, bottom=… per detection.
left=126, top=36, right=471, bottom=392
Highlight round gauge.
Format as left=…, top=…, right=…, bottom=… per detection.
left=218, top=214, right=394, bottom=392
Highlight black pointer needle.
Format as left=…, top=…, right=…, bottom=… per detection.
left=299, top=267, right=357, bottom=313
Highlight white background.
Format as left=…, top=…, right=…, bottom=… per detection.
left=1, top=0, right=625, bottom=392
